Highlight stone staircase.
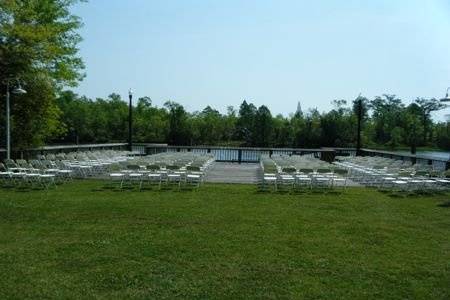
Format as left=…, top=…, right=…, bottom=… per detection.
left=205, top=162, right=262, bottom=184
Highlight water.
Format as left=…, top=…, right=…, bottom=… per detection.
left=397, top=151, right=450, bottom=161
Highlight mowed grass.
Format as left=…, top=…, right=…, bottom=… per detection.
left=0, top=182, right=449, bottom=299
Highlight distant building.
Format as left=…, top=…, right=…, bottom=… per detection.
left=295, top=101, right=303, bottom=117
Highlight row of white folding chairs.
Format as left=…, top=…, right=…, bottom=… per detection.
left=109, top=169, right=204, bottom=190
left=334, top=161, right=450, bottom=191
left=261, top=169, right=348, bottom=191
left=0, top=161, right=65, bottom=189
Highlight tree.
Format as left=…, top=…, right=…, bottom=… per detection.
left=134, top=97, right=168, bottom=143
left=236, top=100, right=257, bottom=146
left=164, top=101, right=190, bottom=145
left=0, top=0, right=85, bottom=149
left=273, top=115, right=293, bottom=147
left=414, top=98, right=446, bottom=144
left=56, top=91, right=89, bottom=144
left=254, top=105, right=273, bottom=147
left=369, top=94, right=405, bottom=146
left=404, top=104, right=424, bottom=154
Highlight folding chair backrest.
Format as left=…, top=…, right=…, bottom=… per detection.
left=16, top=159, right=27, bottom=167
left=398, top=171, right=412, bottom=177
left=334, top=169, right=348, bottom=176
left=299, top=168, right=314, bottom=174
left=127, top=164, right=140, bottom=171
left=414, top=170, right=429, bottom=177
left=4, top=160, right=17, bottom=169
left=372, top=165, right=385, bottom=170
left=146, top=165, right=160, bottom=171
left=282, top=167, right=296, bottom=174
left=186, top=166, right=200, bottom=172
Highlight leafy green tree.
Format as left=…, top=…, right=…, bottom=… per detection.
left=236, top=100, right=257, bottom=146
left=435, top=122, right=450, bottom=150
left=0, top=0, right=85, bottom=149
left=272, top=115, right=293, bottom=147
left=414, top=98, right=446, bottom=144
left=134, top=97, right=168, bottom=143
left=56, top=91, right=89, bottom=144
left=387, top=127, right=404, bottom=149
left=403, top=104, right=424, bottom=154
left=370, top=94, right=405, bottom=146
left=254, top=105, right=273, bottom=147
left=165, top=101, right=190, bottom=145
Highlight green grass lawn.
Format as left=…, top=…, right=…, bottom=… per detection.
left=0, top=182, right=449, bottom=299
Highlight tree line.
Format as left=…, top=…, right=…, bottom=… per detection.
left=53, top=91, right=450, bottom=152
left=1, top=0, right=449, bottom=153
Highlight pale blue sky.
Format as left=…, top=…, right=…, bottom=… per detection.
left=73, top=0, right=450, bottom=120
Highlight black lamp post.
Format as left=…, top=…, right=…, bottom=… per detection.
left=3, top=78, right=27, bottom=159
left=440, top=87, right=450, bottom=103
left=128, top=89, right=133, bottom=151
left=440, top=87, right=450, bottom=169
left=356, top=93, right=363, bottom=156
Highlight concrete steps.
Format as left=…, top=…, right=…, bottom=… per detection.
left=205, top=162, right=262, bottom=184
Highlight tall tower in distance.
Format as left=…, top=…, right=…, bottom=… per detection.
left=295, top=101, right=303, bottom=117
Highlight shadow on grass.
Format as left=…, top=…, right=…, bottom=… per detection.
left=437, top=200, right=450, bottom=208
left=93, top=183, right=199, bottom=193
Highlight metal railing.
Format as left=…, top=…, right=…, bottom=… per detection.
left=0, top=143, right=128, bottom=160
left=2, top=142, right=448, bottom=170
left=360, top=148, right=449, bottom=171
left=136, top=144, right=342, bottom=163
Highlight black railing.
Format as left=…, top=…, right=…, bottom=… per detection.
left=0, top=143, right=128, bottom=160
left=137, top=144, right=343, bottom=163
left=2, top=142, right=449, bottom=170
left=360, top=148, right=449, bottom=171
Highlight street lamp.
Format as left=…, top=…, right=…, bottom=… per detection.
left=3, top=79, right=27, bottom=160
left=128, top=89, right=133, bottom=151
left=440, top=87, right=450, bottom=168
left=355, top=93, right=363, bottom=156
left=440, top=87, right=450, bottom=102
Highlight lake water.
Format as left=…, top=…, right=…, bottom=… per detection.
left=396, top=151, right=450, bottom=160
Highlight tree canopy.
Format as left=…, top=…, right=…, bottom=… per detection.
left=0, top=0, right=84, bottom=149
left=53, top=92, right=449, bottom=153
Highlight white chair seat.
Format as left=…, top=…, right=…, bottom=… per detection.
left=435, top=179, right=450, bottom=183
left=264, top=173, right=277, bottom=177
left=148, top=174, right=161, bottom=178
left=409, top=180, right=423, bottom=184
left=187, top=174, right=201, bottom=179
left=333, top=178, right=346, bottom=181
left=392, top=180, right=407, bottom=184
left=297, top=177, right=311, bottom=181
left=423, top=180, right=435, bottom=184
left=11, top=172, right=26, bottom=177
left=40, top=174, right=55, bottom=178
left=315, top=177, right=329, bottom=181
left=129, top=173, right=142, bottom=177
left=57, top=170, right=72, bottom=173
left=110, top=173, right=124, bottom=177
left=25, top=173, right=40, bottom=177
